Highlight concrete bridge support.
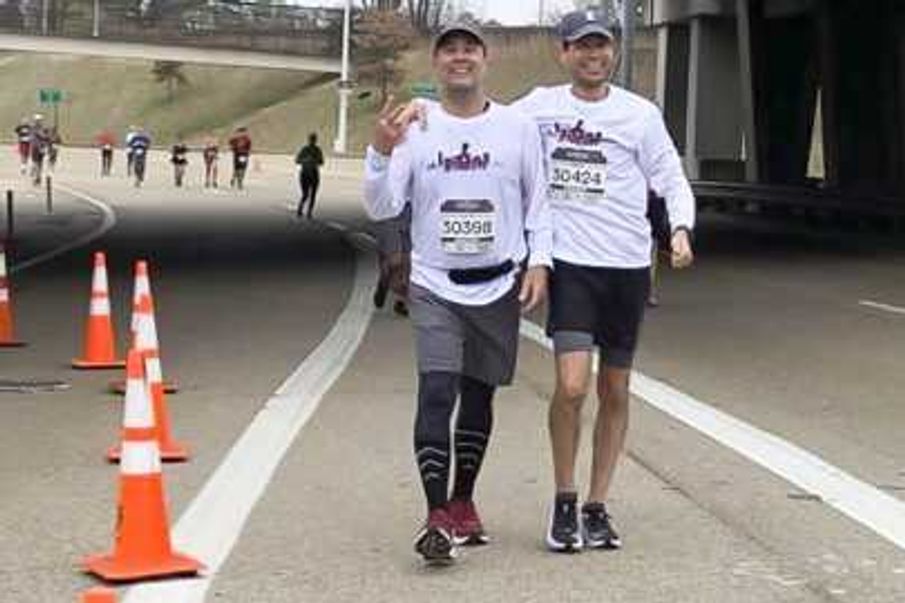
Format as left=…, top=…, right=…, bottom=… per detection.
left=650, top=0, right=905, bottom=199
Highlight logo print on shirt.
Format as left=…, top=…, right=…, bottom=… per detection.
left=548, top=120, right=603, bottom=146
left=430, top=143, right=491, bottom=172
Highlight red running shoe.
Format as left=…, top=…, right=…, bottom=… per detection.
left=447, top=499, right=490, bottom=546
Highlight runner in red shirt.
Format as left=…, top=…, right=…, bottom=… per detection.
left=228, top=127, right=252, bottom=190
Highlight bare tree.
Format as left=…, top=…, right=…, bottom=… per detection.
left=353, top=9, right=416, bottom=105
left=151, top=60, right=188, bottom=103
left=406, top=0, right=446, bottom=32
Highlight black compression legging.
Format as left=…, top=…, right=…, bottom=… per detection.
left=413, top=372, right=495, bottom=511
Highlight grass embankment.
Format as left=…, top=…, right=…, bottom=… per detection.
left=0, top=33, right=657, bottom=154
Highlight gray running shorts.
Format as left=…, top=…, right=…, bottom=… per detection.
left=408, top=283, right=520, bottom=386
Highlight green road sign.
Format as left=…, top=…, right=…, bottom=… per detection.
left=38, top=88, right=63, bottom=105
left=410, top=81, right=438, bottom=100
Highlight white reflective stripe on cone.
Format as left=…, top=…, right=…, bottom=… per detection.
left=90, top=297, right=111, bottom=316
left=0, top=253, right=6, bottom=277
left=136, top=314, right=159, bottom=349
left=92, top=266, right=109, bottom=294
left=135, top=276, right=150, bottom=299
left=145, top=356, right=163, bottom=383
left=0, top=288, right=7, bottom=303
left=124, top=382, right=156, bottom=429
left=121, top=441, right=162, bottom=475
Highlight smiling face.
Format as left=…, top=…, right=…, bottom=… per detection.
left=560, top=34, right=618, bottom=90
left=432, top=32, right=487, bottom=95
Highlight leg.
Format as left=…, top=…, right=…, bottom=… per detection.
left=413, top=371, right=460, bottom=562
left=549, top=349, right=593, bottom=494
left=451, top=376, right=494, bottom=502
left=297, top=178, right=309, bottom=216
left=587, top=363, right=631, bottom=504
left=306, top=177, right=320, bottom=219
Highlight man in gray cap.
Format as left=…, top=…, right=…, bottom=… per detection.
left=364, top=23, right=552, bottom=564
left=513, top=9, right=696, bottom=553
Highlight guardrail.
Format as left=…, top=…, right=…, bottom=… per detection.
left=0, top=2, right=343, bottom=57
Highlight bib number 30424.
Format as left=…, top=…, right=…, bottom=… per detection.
left=549, top=147, right=607, bottom=203
left=440, top=199, right=495, bottom=255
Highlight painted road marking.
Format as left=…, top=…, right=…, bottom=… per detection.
left=859, top=300, right=905, bottom=316
left=9, top=183, right=116, bottom=273
left=123, top=246, right=377, bottom=603
left=520, top=320, right=905, bottom=551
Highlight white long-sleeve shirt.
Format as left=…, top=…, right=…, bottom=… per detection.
left=364, top=101, right=553, bottom=305
left=514, top=85, right=696, bottom=268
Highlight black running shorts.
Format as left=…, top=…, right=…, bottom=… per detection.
left=546, top=259, right=650, bottom=368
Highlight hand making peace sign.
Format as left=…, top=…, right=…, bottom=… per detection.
left=372, top=96, right=422, bottom=156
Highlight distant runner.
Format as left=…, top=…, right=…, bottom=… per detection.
left=295, top=132, right=324, bottom=219
left=203, top=138, right=219, bottom=188
left=14, top=118, right=31, bottom=175
left=228, top=126, right=252, bottom=190
left=171, top=139, right=189, bottom=187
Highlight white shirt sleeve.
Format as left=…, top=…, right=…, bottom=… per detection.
left=520, top=120, right=553, bottom=268
left=638, top=108, right=696, bottom=232
left=363, top=138, right=413, bottom=221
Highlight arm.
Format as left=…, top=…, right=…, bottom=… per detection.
left=518, top=120, right=553, bottom=312
left=639, top=109, right=696, bottom=268
left=363, top=98, right=421, bottom=221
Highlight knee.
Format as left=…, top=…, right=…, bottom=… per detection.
left=554, top=377, right=589, bottom=409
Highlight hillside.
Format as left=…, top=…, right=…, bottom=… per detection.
left=0, top=31, right=657, bottom=154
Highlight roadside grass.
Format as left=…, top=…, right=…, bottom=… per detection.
left=0, top=33, right=660, bottom=154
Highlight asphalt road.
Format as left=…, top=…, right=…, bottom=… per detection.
left=0, top=148, right=903, bottom=602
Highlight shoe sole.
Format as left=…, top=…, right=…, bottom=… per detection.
left=584, top=534, right=622, bottom=550
left=545, top=507, right=583, bottom=553
left=415, top=526, right=457, bottom=564
left=453, top=532, right=490, bottom=546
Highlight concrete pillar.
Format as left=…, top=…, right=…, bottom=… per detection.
left=656, top=24, right=689, bottom=155
left=686, top=15, right=744, bottom=181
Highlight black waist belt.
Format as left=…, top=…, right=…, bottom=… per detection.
left=448, top=259, right=515, bottom=285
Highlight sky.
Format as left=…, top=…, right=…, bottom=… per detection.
left=309, top=0, right=581, bottom=26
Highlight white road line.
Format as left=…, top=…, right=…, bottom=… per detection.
left=123, top=249, right=377, bottom=603
left=858, top=300, right=905, bottom=316
left=8, top=183, right=116, bottom=273
left=520, top=320, right=905, bottom=551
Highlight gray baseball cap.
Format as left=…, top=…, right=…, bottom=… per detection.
left=432, top=22, right=487, bottom=53
left=558, top=9, right=615, bottom=43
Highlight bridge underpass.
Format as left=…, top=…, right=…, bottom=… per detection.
left=649, top=0, right=905, bottom=217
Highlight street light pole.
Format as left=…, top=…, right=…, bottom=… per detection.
left=619, top=0, right=635, bottom=89
left=41, top=0, right=49, bottom=34
left=333, top=0, right=352, bottom=155
left=92, top=0, right=100, bottom=37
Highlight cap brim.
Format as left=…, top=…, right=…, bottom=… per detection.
left=432, top=27, right=486, bottom=52
left=563, top=24, right=615, bottom=42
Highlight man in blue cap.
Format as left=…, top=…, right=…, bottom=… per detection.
left=514, top=9, right=696, bottom=553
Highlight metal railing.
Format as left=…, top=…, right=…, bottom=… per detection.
left=0, top=1, right=344, bottom=57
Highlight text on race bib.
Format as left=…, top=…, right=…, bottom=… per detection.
left=549, top=147, right=607, bottom=203
left=440, top=199, right=495, bottom=255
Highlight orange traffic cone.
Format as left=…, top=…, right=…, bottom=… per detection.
left=109, top=294, right=189, bottom=463
left=80, top=587, right=117, bottom=602
left=109, top=261, right=178, bottom=394
left=73, top=252, right=124, bottom=369
left=0, top=242, right=26, bottom=347
left=84, top=349, right=203, bottom=582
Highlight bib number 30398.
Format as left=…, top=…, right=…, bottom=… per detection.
left=440, top=199, right=495, bottom=255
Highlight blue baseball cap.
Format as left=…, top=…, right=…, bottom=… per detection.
left=558, top=9, right=615, bottom=43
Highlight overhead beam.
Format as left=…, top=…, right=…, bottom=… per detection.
left=0, top=34, right=342, bottom=73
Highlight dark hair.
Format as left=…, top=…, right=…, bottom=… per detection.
left=308, top=132, right=317, bottom=143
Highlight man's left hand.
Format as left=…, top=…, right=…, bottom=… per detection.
left=519, top=266, right=549, bottom=313
left=671, top=229, right=694, bottom=269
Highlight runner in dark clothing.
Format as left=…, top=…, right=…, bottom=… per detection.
left=14, top=119, right=31, bottom=175
left=228, top=127, right=252, bottom=190
left=295, top=133, right=324, bottom=219
left=171, top=140, right=189, bottom=187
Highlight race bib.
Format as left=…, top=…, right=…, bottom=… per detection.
left=440, top=199, right=495, bottom=255
left=549, top=147, right=607, bottom=202
left=237, top=155, right=248, bottom=165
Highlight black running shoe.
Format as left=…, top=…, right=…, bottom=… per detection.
left=581, top=502, right=622, bottom=549
left=546, top=492, right=583, bottom=552
left=414, top=508, right=458, bottom=564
